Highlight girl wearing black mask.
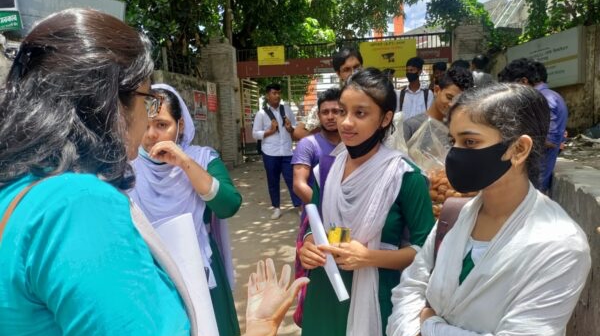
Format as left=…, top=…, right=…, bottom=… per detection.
left=299, top=68, right=435, bottom=336
left=388, top=83, right=590, bottom=336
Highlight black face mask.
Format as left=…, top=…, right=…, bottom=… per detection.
left=346, top=128, right=385, bottom=159
left=406, top=72, right=419, bottom=82
left=445, top=142, right=512, bottom=193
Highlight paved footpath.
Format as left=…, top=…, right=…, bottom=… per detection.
left=228, top=159, right=302, bottom=335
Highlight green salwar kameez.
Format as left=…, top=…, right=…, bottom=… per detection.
left=301, top=160, right=435, bottom=336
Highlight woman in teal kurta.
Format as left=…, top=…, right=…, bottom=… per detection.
left=0, top=9, right=194, bottom=335
left=0, top=174, right=190, bottom=335
left=129, top=84, right=242, bottom=336
left=298, top=68, right=435, bottom=336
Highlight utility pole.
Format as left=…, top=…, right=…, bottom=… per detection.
left=224, top=0, right=233, bottom=44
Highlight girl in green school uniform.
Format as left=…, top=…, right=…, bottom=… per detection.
left=298, top=68, right=436, bottom=336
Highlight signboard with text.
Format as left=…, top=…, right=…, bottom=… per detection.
left=359, top=39, right=417, bottom=76
left=0, top=10, right=21, bottom=31
left=257, top=45, right=285, bottom=66
left=207, top=82, right=218, bottom=113
left=507, top=26, right=585, bottom=88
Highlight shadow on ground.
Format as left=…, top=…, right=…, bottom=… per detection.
left=228, top=158, right=302, bottom=335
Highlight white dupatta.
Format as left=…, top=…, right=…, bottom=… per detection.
left=322, top=143, right=413, bottom=336
left=387, top=184, right=591, bottom=336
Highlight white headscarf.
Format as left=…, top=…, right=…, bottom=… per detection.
left=129, top=83, right=219, bottom=287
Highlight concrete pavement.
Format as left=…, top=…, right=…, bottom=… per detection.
left=227, top=158, right=302, bottom=335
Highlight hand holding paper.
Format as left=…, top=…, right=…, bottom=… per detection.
left=305, top=204, right=350, bottom=302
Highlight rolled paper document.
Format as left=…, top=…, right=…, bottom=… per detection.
left=305, top=204, right=350, bottom=302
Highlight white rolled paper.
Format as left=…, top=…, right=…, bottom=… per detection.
left=153, top=213, right=219, bottom=336
left=305, top=203, right=350, bottom=302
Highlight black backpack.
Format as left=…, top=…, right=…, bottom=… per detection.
left=256, top=105, right=287, bottom=155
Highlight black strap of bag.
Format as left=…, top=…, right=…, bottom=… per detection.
left=398, top=88, right=430, bottom=112
left=263, top=105, right=286, bottom=123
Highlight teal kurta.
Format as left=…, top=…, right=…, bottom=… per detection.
left=202, top=158, right=243, bottom=336
left=301, top=160, right=435, bottom=336
left=0, top=173, right=190, bottom=336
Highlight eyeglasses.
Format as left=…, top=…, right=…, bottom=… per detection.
left=134, top=91, right=163, bottom=118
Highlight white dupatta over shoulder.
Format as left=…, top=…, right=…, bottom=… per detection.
left=323, top=143, right=413, bottom=336
left=386, top=184, right=591, bottom=336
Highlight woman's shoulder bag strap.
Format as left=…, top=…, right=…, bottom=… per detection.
left=0, top=178, right=47, bottom=241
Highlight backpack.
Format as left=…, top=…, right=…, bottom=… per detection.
left=398, top=88, right=430, bottom=112
left=263, top=105, right=286, bottom=123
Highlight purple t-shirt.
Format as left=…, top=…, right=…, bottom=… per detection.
left=291, top=133, right=337, bottom=186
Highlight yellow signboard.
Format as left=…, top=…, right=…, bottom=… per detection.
left=359, top=39, right=417, bottom=76
left=257, top=46, right=285, bottom=66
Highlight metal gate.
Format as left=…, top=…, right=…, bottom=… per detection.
left=240, top=79, right=260, bottom=155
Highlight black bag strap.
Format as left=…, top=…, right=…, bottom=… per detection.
left=433, top=197, right=472, bottom=262
left=399, top=88, right=430, bottom=112
left=398, top=88, right=406, bottom=111
left=263, top=106, right=276, bottom=121
left=264, top=105, right=287, bottom=122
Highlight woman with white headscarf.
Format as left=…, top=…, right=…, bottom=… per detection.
left=129, top=84, right=242, bottom=336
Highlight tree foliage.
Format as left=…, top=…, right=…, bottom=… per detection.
left=523, top=0, right=600, bottom=41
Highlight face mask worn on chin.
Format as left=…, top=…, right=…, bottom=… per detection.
left=445, top=142, right=512, bottom=193
left=138, top=146, right=165, bottom=165
left=406, top=72, right=419, bottom=83
left=346, top=127, right=385, bottom=159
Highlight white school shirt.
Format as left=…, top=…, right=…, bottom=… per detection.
left=398, top=85, right=433, bottom=119
left=252, top=104, right=297, bottom=157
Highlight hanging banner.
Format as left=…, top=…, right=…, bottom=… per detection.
left=193, top=90, right=208, bottom=121
left=207, top=82, right=218, bottom=113
left=257, top=45, right=285, bottom=66
left=359, top=39, right=417, bottom=76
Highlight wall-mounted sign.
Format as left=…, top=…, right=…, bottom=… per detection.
left=193, top=90, right=208, bottom=121
left=507, top=26, right=585, bottom=88
left=257, top=45, right=285, bottom=66
left=0, top=10, right=21, bottom=31
left=207, top=82, right=218, bottom=113
left=359, top=39, right=417, bottom=76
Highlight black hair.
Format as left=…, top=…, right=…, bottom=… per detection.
left=471, top=54, right=489, bottom=70
left=451, top=59, right=470, bottom=69
left=152, top=88, right=182, bottom=121
left=406, top=56, right=424, bottom=70
left=265, top=83, right=282, bottom=93
left=317, top=87, right=341, bottom=110
left=531, top=61, right=548, bottom=83
left=0, top=8, right=153, bottom=189
left=433, top=62, right=447, bottom=72
left=497, top=58, right=537, bottom=84
left=342, top=67, right=397, bottom=139
left=438, top=66, right=474, bottom=91
left=447, top=83, right=550, bottom=188
left=332, top=47, right=363, bottom=72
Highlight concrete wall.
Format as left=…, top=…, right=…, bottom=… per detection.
left=201, top=38, right=243, bottom=166
left=551, top=160, right=600, bottom=335
left=452, top=24, right=489, bottom=63
left=152, top=70, right=221, bottom=152
left=490, top=25, right=600, bottom=133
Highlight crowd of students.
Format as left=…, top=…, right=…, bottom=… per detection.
left=0, top=8, right=591, bottom=336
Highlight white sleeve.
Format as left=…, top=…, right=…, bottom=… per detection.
left=492, top=243, right=590, bottom=335
left=386, top=223, right=438, bottom=336
left=286, top=105, right=297, bottom=127
left=252, top=111, right=266, bottom=140
left=422, top=317, right=492, bottom=336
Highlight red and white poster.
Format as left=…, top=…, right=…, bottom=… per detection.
left=193, top=90, right=207, bottom=121
left=207, top=82, right=218, bottom=113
